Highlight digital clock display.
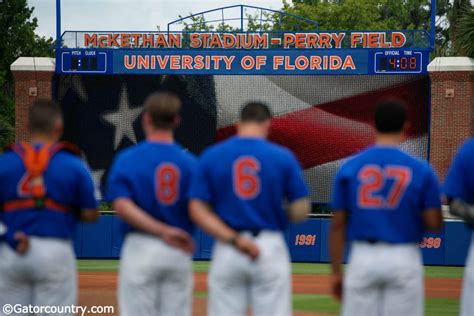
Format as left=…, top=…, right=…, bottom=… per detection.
left=61, top=51, right=107, bottom=73
left=374, top=52, right=423, bottom=73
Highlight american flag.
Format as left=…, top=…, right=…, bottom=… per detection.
left=56, top=74, right=429, bottom=202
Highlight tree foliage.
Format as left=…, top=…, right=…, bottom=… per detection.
left=0, top=0, right=54, bottom=148
left=179, top=14, right=241, bottom=32
left=280, top=0, right=403, bottom=30
left=455, top=5, right=474, bottom=58
left=177, top=0, right=472, bottom=59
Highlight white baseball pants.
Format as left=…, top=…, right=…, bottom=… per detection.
left=208, top=231, right=291, bottom=316
left=118, top=232, right=193, bottom=316
left=0, top=237, right=77, bottom=316
left=342, top=241, right=423, bottom=316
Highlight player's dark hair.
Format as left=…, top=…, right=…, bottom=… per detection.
left=240, top=102, right=272, bottom=123
left=144, top=91, right=181, bottom=130
left=28, top=99, right=62, bottom=134
left=374, top=99, right=407, bottom=133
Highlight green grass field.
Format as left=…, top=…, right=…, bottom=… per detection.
left=77, top=260, right=463, bottom=315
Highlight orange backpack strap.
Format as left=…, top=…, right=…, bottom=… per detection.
left=2, top=142, right=77, bottom=213
left=16, top=142, right=53, bottom=199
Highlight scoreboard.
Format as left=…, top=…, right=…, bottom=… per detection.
left=56, top=31, right=431, bottom=76
left=58, top=48, right=429, bottom=76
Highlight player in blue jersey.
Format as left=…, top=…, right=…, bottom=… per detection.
left=106, top=92, right=195, bottom=316
left=189, top=102, right=310, bottom=316
left=0, top=99, right=98, bottom=315
left=444, top=138, right=474, bottom=316
left=330, top=99, right=443, bottom=316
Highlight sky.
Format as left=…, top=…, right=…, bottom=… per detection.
left=28, top=0, right=285, bottom=39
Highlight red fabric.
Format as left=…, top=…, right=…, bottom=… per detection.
left=216, top=78, right=428, bottom=169
left=3, top=198, right=70, bottom=213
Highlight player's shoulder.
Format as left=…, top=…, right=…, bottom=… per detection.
left=337, top=148, right=370, bottom=175
left=457, top=138, right=474, bottom=157
left=0, top=150, right=22, bottom=173
left=264, top=140, right=294, bottom=156
left=53, top=149, right=89, bottom=172
left=0, top=149, right=19, bottom=163
left=460, top=137, right=474, bottom=149
left=379, top=148, right=436, bottom=182
left=178, top=147, right=197, bottom=162
left=392, top=149, right=433, bottom=172
left=172, top=143, right=198, bottom=168
left=112, top=141, right=147, bottom=164
left=199, top=138, right=232, bottom=160
left=262, top=141, right=301, bottom=168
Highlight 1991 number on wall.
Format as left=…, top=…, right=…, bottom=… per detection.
left=295, top=234, right=317, bottom=246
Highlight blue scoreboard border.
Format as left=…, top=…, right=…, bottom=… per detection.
left=56, top=48, right=432, bottom=76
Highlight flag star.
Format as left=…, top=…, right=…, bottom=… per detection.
left=57, top=75, right=88, bottom=102
left=102, top=84, right=143, bottom=150
left=91, top=169, right=105, bottom=200
left=82, top=154, right=105, bottom=200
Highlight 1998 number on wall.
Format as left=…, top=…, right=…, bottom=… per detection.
left=418, top=237, right=442, bottom=249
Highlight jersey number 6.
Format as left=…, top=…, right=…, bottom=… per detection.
left=155, top=163, right=180, bottom=205
left=233, top=156, right=261, bottom=199
left=358, top=165, right=412, bottom=209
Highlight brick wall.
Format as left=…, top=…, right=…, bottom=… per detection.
left=11, top=70, right=54, bottom=142
left=429, top=71, right=474, bottom=180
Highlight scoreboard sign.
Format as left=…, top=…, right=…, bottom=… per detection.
left=56, top=31, right=431, bottom=75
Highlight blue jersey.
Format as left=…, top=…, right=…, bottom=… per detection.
left=444, top=139, right=474, bottom=204
left=106, top=141, right=196, bottom=234
left=189, top=136, right=309, bottom=231
left=0, top=146, right=97, bottom=239
left=332, top=145, right=441, bottom=244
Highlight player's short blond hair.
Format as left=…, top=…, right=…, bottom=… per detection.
left=144, top=92, right=181, bottom=130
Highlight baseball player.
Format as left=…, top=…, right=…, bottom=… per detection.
left=0, top=99, right=98, bottom=315
left=106, top=92, right=195, bottom=316
left=443, top=138, right=474, bottom=316
left=330, top=99, right=443, bottom=316
left=189, top=102, right=310, bottom=316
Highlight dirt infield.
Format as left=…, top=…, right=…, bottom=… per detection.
left=78, top=272, right=462, bottom=315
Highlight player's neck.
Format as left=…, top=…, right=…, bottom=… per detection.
left=146, top=129, right=174, bottom=143
left=237, top=125, right=267, bottom=139
left=29, top=134, right=57, bottom=145
left=375, top=133, right=403, bottom=146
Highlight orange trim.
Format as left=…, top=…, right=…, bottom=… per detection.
left=44, top=199, right=69, bottom=212
left=3, top=198, right=69, bottom=213
left=53, top=142, right=81, bottom=156
left=20, top=142, right=53, bottom=177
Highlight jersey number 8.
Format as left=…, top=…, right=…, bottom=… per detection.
left=358, top=165, right=412, bottom=209
left=233, top=156, right=261, bottom=199
left=155, top=163, right=180, bottom=205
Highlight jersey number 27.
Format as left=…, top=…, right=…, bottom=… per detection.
left=358, top=165, right=412, bottom=209
left=233, top=156, right=261, bottom=199
left=155, top=163, right=180, bottom=205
